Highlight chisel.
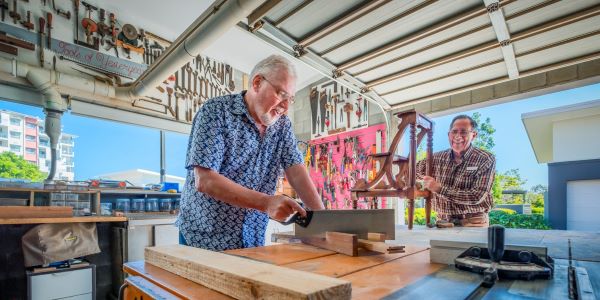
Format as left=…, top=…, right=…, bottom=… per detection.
left=38, top=17, right=45, bottom=67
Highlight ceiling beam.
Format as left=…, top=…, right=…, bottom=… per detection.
left=239, top=20, right=392, bottom=111
left=320, top=0, right=437, bottom=56
left=248, top=0, right=283, bottom=28
left=365, top=4, right=600, bottom=89
left=273, top=0, right=314, bottom=27
left=335, top=0, right=518, bottom=72
left=352, top=0, right=557, bottom=77
left=298, top=0, right=391, bottom=47
left=390, top=51, right=600, bottom=110
left=382, top=28, right=600, bottom=98
left=484, top=0, right=519, bottom=79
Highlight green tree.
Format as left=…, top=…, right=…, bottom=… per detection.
left=495, top=169, right=527, bottom=204
left=471, top=112, right=496, bottom=153
left=0, top=152, right=46, bottom=182
left=529, top=184, right=546, bottom=213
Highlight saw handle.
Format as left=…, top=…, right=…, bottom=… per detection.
left=38, top=17, right=45, bottom=33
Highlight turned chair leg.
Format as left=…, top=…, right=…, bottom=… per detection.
left=425, top=197, right=432, bottom=228
left=407, top=199, right=415, bottom=229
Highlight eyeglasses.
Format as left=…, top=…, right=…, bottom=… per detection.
left=449, top=129, right=474, bottom=137
left=261, top=76, right=295, bottom=104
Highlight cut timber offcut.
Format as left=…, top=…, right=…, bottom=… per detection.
left=300, top=232, right=358, bottom=256
left=145, top=245, right=351, bottom=300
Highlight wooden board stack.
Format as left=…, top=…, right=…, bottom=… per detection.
left=145, top=245, right=352, bottom=300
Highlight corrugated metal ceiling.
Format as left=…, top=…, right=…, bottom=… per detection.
left=243, top=0, right=600, bottom=110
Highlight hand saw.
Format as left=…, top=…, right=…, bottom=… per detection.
left=293, top=209, right=395, bottom=239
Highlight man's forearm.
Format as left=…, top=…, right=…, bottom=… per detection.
left=285, top=164, right=324, bottom=210
left=194, top=167, right=268, bottom=211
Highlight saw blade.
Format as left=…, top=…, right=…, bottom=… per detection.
left=294, top=209, right=395, bottom=239
left=0, top=22, right=148, bottom=79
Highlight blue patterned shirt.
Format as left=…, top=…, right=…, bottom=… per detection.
left=176, top=91, right=303, bottom=251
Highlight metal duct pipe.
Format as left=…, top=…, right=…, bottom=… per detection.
left=44, top=110, right=63, bottom=181
left=121, top=0, right=264, bottom=99
left=6, top=60, right=68, bottom=181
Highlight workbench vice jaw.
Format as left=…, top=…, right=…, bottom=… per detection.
left=455, top=246, right=554, bottom=283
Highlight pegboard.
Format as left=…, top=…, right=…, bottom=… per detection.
left=303, top=123, right=386, bottom=209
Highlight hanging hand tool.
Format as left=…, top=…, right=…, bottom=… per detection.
left=20, top=10, right=34, bottom=31
left=355, top=102, right=362, bottom=122
left=81, top=17, right=97, bottom=45
left=52, top=0, right=69, bottom=19
left=0, top=32, right=35, bottom=50
left=166, top=87, right=175, bottom=117
left=46, top=12, right=52, bottom=45
left=9, top=0, right=20, bottom=24
left=0, top=1, right=8, bottom=22
left=363, top=97, right=368, bottom=121
left=97, top=9, right=109, bottom=46
left=193, top=70, right=198, bottom=97
left=38, top=16, right=45, bottom=67
left=73, top=0, right=80, bottom=42
left=186, top=64, right=193, bottom=95
left=0, top=42, right=17, bottom=55
left=343, top=102, right=353, bottom=128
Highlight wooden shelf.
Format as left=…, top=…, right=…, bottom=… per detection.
left=0, top=216, right=127, bottom=225
left=100, top=189, right=180, bottom=196
left=0, top=187, right=100, bottom=193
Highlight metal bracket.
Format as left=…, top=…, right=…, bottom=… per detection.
left=499, top=39, right=511, bottom=47
left=292, top=44, right=307, bottom=57
left=332, top=69, right=343, bottom=78
left=249, top=20, right=264, bottom=33
left=486, top=2, right=499, bottom=13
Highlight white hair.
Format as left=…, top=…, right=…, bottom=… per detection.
left=249, top=54, right=297, bottom=80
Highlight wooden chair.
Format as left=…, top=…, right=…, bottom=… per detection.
left=351, top=110, right=434, bottom=229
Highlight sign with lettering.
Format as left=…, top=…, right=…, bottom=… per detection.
left=50, top=40, right=147, bottom=79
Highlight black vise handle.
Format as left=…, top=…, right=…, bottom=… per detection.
left=488, top=225, right=505, bottom=262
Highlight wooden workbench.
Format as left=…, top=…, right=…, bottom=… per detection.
left=123, top=243, right=445, bottom=299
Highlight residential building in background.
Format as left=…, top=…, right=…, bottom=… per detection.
left=0, top=109, right=75, bottom=181
left=523, top=99, right=600, bottom=231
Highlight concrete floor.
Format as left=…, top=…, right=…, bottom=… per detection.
left=396, top=225, right=600, bottom=262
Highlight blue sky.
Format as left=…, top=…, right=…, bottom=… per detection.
left=1, top=82, right=599, bottom=188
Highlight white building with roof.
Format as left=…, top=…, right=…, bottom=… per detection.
left=522, top=99, right=600, bottom=231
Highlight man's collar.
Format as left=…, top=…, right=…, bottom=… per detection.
left=231, top=91, right=248, bottom=116
left=449, top=144, right=474, bottom=160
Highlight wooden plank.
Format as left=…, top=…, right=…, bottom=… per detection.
left=301, top=232, right=358, bottom=256
left=283, top=246, right=427, bottom=278
left=0, top=216, right=127, bottom=224
left=340, top=250, right=445, bottom=299
left=295, top=209, right=395, bottom=239
left=358, top=239, right=404, bottom=254
left=225, top=243, right=336, bottom=265
left=124, top=261, right=232, bottom=300
left=145, top=245, right=352, bottom=300
left=0, top=206, right=72, bottom=218
left=367, top=232, right=387, bottom=242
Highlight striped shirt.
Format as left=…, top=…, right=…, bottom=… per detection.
left=417, top=145, right=496, bottom=217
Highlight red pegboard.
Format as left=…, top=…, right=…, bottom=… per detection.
left=304, top=124, right=387, bottom=209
